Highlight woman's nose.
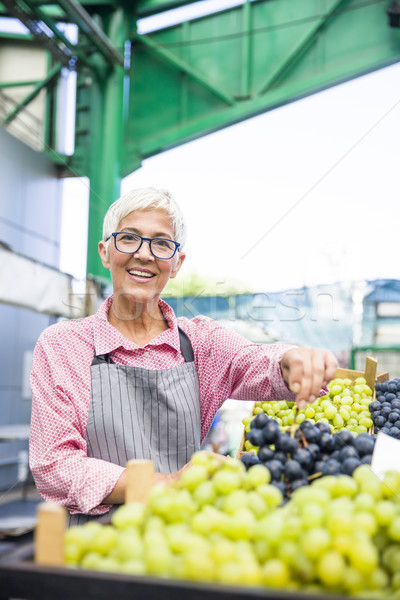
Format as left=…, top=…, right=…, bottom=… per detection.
left=134, top=239, right=155, bottom=260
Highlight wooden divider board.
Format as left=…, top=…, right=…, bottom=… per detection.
left=34, top=459, right=156, bottom=567
left=34, top=502, right=67, bottom=567
left=126, top=459, right=154, bottom=504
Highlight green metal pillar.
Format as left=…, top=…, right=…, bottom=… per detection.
left=86, top=8, right=129, bottom=281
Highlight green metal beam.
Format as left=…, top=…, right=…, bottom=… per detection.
left=256, top=0, right=346, bottom=96
left=133, top=32, right=236, bottom=106
left=0, top=80, right=41, bottom=88
left=123, top=53, right=400, bottom=172
left=86, top=8, right=129, bottom=280
left=2, top=62, right=62, bottom=126
left=0, top=31, right=34, bottom=41
left=57, top=0, right=125, bottom=67
left=23, top=0, right=97, bottom=70
left=240, top=0, right=251, bottom=100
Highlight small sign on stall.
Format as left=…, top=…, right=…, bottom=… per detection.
left=371, top=431, right=400, bottom=478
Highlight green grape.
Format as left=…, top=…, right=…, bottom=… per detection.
left=183, top=550, right=216, bottom=581
left=353, top=511, right=378, bottom=536
left=222, top=489, right=248, bottom=514
left=382, top=543, right=400, bottom=573
left=88, top=525, right=118, bottom=556
left=235, top=561, right=262, bottom=586
left=333, top=413, right=344, bottom=428
left=368, top=567, right=389, bottom=590
left=97, top=556, right=121, bottom=572
left=277, top=539, right=298, bottom=564
left=79, top=551, right=103, bottom=571
left=316, top=549, right=345, bottom=587
left=340, top=395, right=353, bottom=405
left=342, top=565, right=364, bottom=594
left=324, top=405, right=337, bottom=420
left=256, top=512, right=284, bottom=545
left=291, top=553, right=315, bottom=582
left=354, top=492, right=376, bottom=512
left=281, top=514, right=302, bottom=540
left=300, top=527, right=332, bottom=560
left=210, top=538, right=238, bottom=565
left=299, top=502, right=325, bottom=528
left=212, top=469, right=243, bottom=494
left=119, top=558, right=146, bottom=575
left=192, top=479, right=216, bottom=507
left=111, top=502, right=146, bottom=530
left=217, top=561, right=244, bottom=585
left=387, top=516, right=400, bottom=541
left=179, top=464, right=209, bottom=491
left=165, top=523, right=190, bottom=553
left=191, top=450, right=219, bottom=471
left=382, top=470, right=400, bottom=499
left=244, top=464, right=271, bottom=489
left=145, top=544, right=173, bottom=576
left=64, top=523, right=101, bottom=558
left=191, top=510, right=214, bottom=535
left=348, top=539, right=379, bottom=574
left=112, top=528, right=143, bottom=562
left=261, top=558, right=290, bottom=588
left=223, top=508, right=256, bottom=541
left=332, top=533, right=352, bottom=554
left=339, top=407, right=350, bottom=421
left=144, top=514, right=164, bottom=532
left=326, top=510, right=353, bottom=535
left=291, top=485, right=330, bottom=509
left=375, top=500, right=397, bottom=527
left=246, top=490, right=269, bottom=518
left=331, top=474, right=358, bottom=498
left=392, top=572, right=400, bottom=591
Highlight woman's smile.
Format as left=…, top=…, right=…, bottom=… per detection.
left=127, top=267, right=156, bottom=282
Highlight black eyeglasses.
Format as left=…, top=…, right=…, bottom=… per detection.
left=108, top=232, right=180, bottom=259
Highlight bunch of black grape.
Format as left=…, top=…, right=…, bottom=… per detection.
left=241, top=413, right=375, bottom=497
left=369, top=377, right=400, bottom=439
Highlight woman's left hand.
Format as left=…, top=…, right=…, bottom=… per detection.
left=281, top=347, right=338, bottom=409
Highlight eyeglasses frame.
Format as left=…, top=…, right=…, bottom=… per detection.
left=108, top=232, right=181, bottom=259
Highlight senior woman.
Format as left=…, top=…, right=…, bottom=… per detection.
left=30, top=187, right=338, bottom=524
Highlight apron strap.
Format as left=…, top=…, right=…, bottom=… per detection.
left=92, top=327, right=194, bottom=365
left=177, top=326, right=194, bottom=363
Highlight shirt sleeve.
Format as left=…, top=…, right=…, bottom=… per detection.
left=179, top=316, right=297, bottom=442
left=29, top=330, right=124, bottom=515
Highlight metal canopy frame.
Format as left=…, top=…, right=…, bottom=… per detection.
left=0, top=0, right=399, bottom=281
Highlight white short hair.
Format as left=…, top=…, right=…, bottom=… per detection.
left=102, top=187, right=187, bottom=248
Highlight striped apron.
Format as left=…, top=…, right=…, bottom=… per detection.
left=69, top=327, right=201, bottom=525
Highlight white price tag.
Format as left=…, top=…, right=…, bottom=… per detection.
left=371, top=432, right=400, bottom=479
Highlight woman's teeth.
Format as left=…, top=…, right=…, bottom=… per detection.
left=129, top=270, right=153, bottom=278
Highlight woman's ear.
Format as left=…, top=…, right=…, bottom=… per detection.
left=98, top=240, right=110, bottom=270
left=170, top=252, right=186, bottom=279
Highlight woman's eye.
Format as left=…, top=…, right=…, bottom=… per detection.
left=120, top=234, right=137, bottom=241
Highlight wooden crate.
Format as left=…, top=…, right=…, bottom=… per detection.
left=234, top=357, right=389, bottom=459
left=0, top=538, right=355, bottom=600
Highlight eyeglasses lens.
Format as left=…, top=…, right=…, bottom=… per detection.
left=115, top=233, right=175, bottom=258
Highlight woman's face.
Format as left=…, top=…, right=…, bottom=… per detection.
left=98, top=208, right=185, bottom=306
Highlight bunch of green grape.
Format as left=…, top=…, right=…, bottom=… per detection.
left=65, top=454, right=400, bottom=596
left=245, top=377, right=374, bottom=437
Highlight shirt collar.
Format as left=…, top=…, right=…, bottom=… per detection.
left=93, top=295, right=181, bottom=355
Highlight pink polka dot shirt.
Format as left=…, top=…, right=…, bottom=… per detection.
left=30, top=296, right=296, bottom=515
